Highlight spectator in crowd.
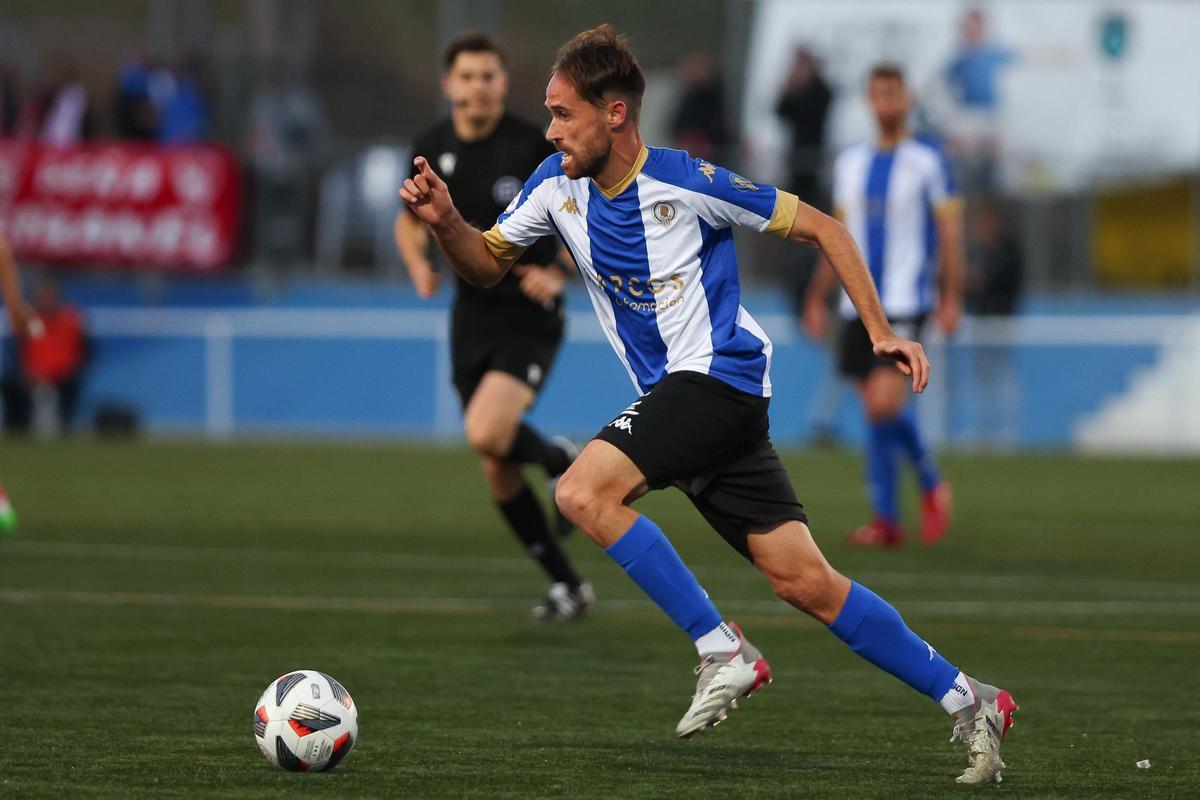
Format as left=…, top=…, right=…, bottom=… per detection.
left=775, top=48, right=832, bottom=209
left=246, top=61, right=330, bottom=265
left=20, top=279, right=89, bottom=436
left=943, top=7, right=1015, bottom=193
left=966, top=200, right=1023, bottom=446
left=25, top=56, right=93, bottom=146
left=0, top=63, right=20, bottom=136
left=778, top=48, right=839, bottom=444
left=114, top=53, right=158, bottom=140
left=669, top=52, right=730, bottom=164
left=158, top=54, right=211, bottom=145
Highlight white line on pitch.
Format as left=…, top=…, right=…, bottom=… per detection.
left=3, top=539, right=1198, bottom=601
left=1, top=588, right=1198, bottom=619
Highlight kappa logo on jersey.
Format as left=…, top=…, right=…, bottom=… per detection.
left=698, top=161, right=716, bottom=182
left=729, top=173, right=758, bottom=192
left=652, top=201, right=677, bottom=226
left=438, top=152, right=457, bottom=177
left=558, top=196, right=580, bottom=215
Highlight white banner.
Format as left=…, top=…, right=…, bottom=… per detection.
left=744, top=0, right=1200, bottom=191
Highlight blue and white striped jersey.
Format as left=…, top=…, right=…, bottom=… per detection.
left=832, top=136, right=960, bottom=320
left=483, top=146, right=798, bottom=397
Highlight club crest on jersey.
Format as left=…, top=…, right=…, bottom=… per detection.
left=558, top=196, right=580, bottom=215
left=698, top=161, right=716, bottom=182
left=438, top=152, right=457, bottom=176
left=652, top=201, right=677, bottom=226
left=729, top=173, right=758, bottom=192
left=492, top=176, right=522, bottom=206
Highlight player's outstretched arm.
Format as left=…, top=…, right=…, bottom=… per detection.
left=934, top=201, right=966, bottom=335
left=394, top=211, right=440, bottom=299
left=399, top=157, right=510, bottom=288
left=788, top=201, right=930, bottom=392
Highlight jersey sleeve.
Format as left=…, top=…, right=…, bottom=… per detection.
left=481, top=154, right=563, bottom=263
left=668, top=156, right=798, bottom=238
left=923, top=139, right=962, bottom=213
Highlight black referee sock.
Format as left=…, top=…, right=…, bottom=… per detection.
left=497, top=484, right=581, bottom=588
left=505, top=422, right=571, bottom=476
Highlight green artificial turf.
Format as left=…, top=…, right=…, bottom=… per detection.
left=1, top=440, right=1196, bottom=798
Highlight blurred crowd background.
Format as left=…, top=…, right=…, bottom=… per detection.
left=0, top=0, right=1197, bottom=453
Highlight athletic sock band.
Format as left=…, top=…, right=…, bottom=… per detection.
left=828, top=581, right=960, bottom=702
left=606, top=515, right=722, bottom=640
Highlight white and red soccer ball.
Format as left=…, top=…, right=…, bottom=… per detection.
left=253, top=669, right=358, bottom=772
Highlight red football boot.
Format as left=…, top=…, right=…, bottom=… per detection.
left=921, top=482, right=953, bottom=544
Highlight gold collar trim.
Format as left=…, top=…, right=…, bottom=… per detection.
left=593, top=146, right=649, bottom=200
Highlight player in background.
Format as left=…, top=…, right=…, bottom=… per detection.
left=804, top=64, right=961, bottom=547
left=0, top=232, right=35, bottom=535
left=402, top=25, right=1017, bottom=785
left=394, top=32, right=592, bottom=621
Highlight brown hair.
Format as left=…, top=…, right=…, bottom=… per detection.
left=552, top=24, right=645, bottom=119
left=868, top=62, right=905, bottom=84
left=443, top=30, right=506, bottom=71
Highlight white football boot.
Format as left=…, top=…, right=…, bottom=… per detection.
left=950, top=676, right=1020, bottom=784
left=675, top=622, right=772, bottom=738
left=531, top=581, right=595, bottom=621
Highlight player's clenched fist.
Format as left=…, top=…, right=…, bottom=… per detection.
left=400, top=157, right=455, bottom=227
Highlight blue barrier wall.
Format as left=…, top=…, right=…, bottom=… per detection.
left=16, top=277, right=1196, bottom=448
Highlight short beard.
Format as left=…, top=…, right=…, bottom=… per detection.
left=575, top=138, right=612, bottom=179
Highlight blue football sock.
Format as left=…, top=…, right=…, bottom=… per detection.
left=605, top=515, right=722, bottom=640
left=894, top=406, right=940, bottom=492
left=829, top=581, right=960, bottom=701
left=866, top=420, right=899, bottom=522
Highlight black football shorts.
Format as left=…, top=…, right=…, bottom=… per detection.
left=593, top=370, right=807, bottom=561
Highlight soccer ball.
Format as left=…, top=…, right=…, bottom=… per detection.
left=252, top=669, right=358, bottom=772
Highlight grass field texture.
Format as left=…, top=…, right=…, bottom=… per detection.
left=1, top=441, right=1197, bottom=798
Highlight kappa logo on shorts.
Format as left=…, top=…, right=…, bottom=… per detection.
left=527, top=363, right=543, bottom=387
left=607, top=400, right=641, bottom=435
left=609, top=417, right=634, bottom=434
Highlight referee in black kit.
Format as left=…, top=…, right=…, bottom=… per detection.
left=395, top=31, right=592, bottom=620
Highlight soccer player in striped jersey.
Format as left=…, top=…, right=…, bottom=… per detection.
left=804, top=63, right=961, bottom=548
left=402, top=26, right=1017, bottom=785
left=0, top=232, right=34, bottom=535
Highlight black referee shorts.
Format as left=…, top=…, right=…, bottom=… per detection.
left=593, top=371, right=807, bottom=561
left=837, top=314, right=928, bottom=381
left=450, top=309, right=563, bottom=408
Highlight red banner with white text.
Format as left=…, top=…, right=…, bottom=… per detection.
left=0, top=139, right=241, bottom=272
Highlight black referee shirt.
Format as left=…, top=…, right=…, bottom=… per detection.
left=406, top=112, right=562, bottom=330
